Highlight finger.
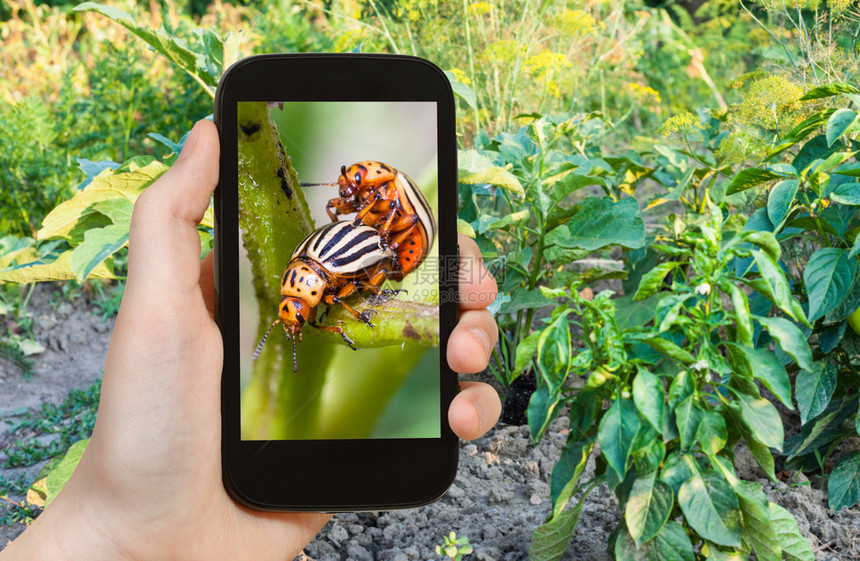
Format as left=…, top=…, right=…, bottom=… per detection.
left=458, top=234, right=497, bottom=311
left=447, top=309, right=498, bottom=373
left=200, top=250, right=215, bottom=319
left=449, top=381, right=501, bottom=440
left=124, top=119, right=219, bottom=306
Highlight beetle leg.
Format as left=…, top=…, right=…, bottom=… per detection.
left=326, top=292, right=375, bottom=328
left=388, top=216, right=420, bottom=248
left=308, top=323, right=358, bottom=350
left=327, top=197, right=359, bottom=221
left=358, top=268, right=389, bottom=293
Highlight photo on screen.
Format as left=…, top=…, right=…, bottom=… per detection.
left=238, top=101, right=440, bottom=441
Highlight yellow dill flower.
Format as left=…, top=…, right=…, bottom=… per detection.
left=480, top=39, right=527, bottom=66
left=549, top=8, right=596, bottom=37
left=729, top=75, right=805, bottom=132
left=523, top=51, right=572, bottom=97
left=467, top=2, right=492, bottom=16
left=448, top=67, right=471, bottom=86
left=625, top=82, right=662, bottom=106
left=658, top=112, right=706, bottom=138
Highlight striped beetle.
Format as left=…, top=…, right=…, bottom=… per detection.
left=254, top=221, right=399, bottom=371
left=303, top=161, right=437, bottom=280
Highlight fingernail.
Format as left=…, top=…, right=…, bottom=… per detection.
left=177, top=122, right=200, bottom=161
left=470, top=327, right=491, bottom=357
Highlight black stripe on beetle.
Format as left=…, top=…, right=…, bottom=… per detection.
left=319, top=224, right=352, bottom=257
left=327, top=229, right=376, bottom=260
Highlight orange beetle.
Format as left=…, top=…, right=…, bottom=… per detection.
left=253, top=221, right=397, bottom=372
left=305, top=161, right=436, bottom=281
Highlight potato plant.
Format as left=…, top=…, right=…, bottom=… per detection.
left=520, top=199, right=815, bottom=560
left=458, top=114, right=648, bottom=418
left=649, top=81, right=860, bottom=515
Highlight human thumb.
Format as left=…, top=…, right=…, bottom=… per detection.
left=123, top=119, right=219, bottom=307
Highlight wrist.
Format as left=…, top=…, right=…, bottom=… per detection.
left=1, top=486, right=127, bottom=561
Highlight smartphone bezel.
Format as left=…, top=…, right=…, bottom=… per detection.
left=215, top=54, right=459, bottom=511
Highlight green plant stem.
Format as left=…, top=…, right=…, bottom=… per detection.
left=462, top=0, right=481, bottom=130
left=800, top=190, right=831, bottom=247
left=740, top=0, right=797, bottom=67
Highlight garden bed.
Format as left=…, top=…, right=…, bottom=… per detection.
left=1, top=292, right=859, bottom=558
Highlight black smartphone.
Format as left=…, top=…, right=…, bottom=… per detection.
left=214, top=54, right=459, bottom=511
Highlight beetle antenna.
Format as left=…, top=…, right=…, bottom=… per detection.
left=253, top=318, right=281, bottom=361
left=299, top=182, right=337, bottom=187
left=291, top=333, right=298, bottom=373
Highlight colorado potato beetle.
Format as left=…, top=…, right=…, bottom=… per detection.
left=253, top=221, right=398, bottom=372
left=303, top=161, right=437, bottom=280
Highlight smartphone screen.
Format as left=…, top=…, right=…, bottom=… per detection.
left=238, top=101, right=440, bottom=441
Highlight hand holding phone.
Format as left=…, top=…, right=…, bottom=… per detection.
left=1, top=113, right=501, bottom=560
left=215, top=54, right=484, bottom=510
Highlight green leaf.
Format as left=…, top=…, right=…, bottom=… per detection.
left=796, top=361, right=837, bottom=425
left=656, top=293, right=694, bottom=332
left=826, top=108, right=859, bottom=147
left=851, top=234, right=860, bottom=260
left=529, top=493, right=589, bottom=561
left=625, top=471, right=674, bottom=546
left=746, top=435, right=777, bottom=482
left=528, top=385, right=563, bottom=443
left=552, top=197, right=645, bottom=251
left=459, top=166, right=524, bottom=195
left=37, top=159, right=166, bottom=242
left=513, top=330, right=542, bottom=379
left=751, top=250, right=809, bottom=326
left=71, top=224, right=129, bottom=282
left=675, top=396, right=704, bottom=451
left=633, top=369, right=665, bottom=435
left=615, top=293, right=664, bottom=330
left=0, top=249, right=114, bottom=283
left=729, top=391, right=784, bottom=450
left=633, top=262, right=678, bottom=301
left=550, top=438, right=594, bottom=517
left=724, top=283, right=753, bottom=347
left=485, top=209, right=530, bottom=231
left=753, top=315, right=814, bottom=372
left=698, top=409, right=728, bottom=455
left=443, top=70, right=477, bottom=110
left=800, top=82, right=860, bottom=100
left=828, top=182, right=860, bottom=206
left=829, top=451, right=860, bottom=511
left=537, top=313, right=573, bottom=393
left=44, top=438, right=89, bottom=507
left=678, top=466, right=742, bottom=547
left=766, top=179, right=799, bottom=227
left=498, top=287, right=555, bottom=315
left=804, top=248, right=857, bottom=322
left=726, top=168, right=782, bottom=195
left=660, top=451, right=693, bottom=493
left=74, top=3, right=218, bottom=91
left=768, top=503, right=814, bottom=561
left=734, top=481, right=782, bottom=561
left=598, top=398, right=641, bottom=481
left=643, top=336, right=695, bottom=364
left=545, top=174, right=607, bottom=230
left=456, top=218, right=475, bottom=237
left=745, top=230, right=782, bottom=263
left=725, top=344, right=792, bottom=409
left=615, top=521, right=694, bottom=561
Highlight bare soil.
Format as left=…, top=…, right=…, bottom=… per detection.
left=2, top=287, right=859, bottom=559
